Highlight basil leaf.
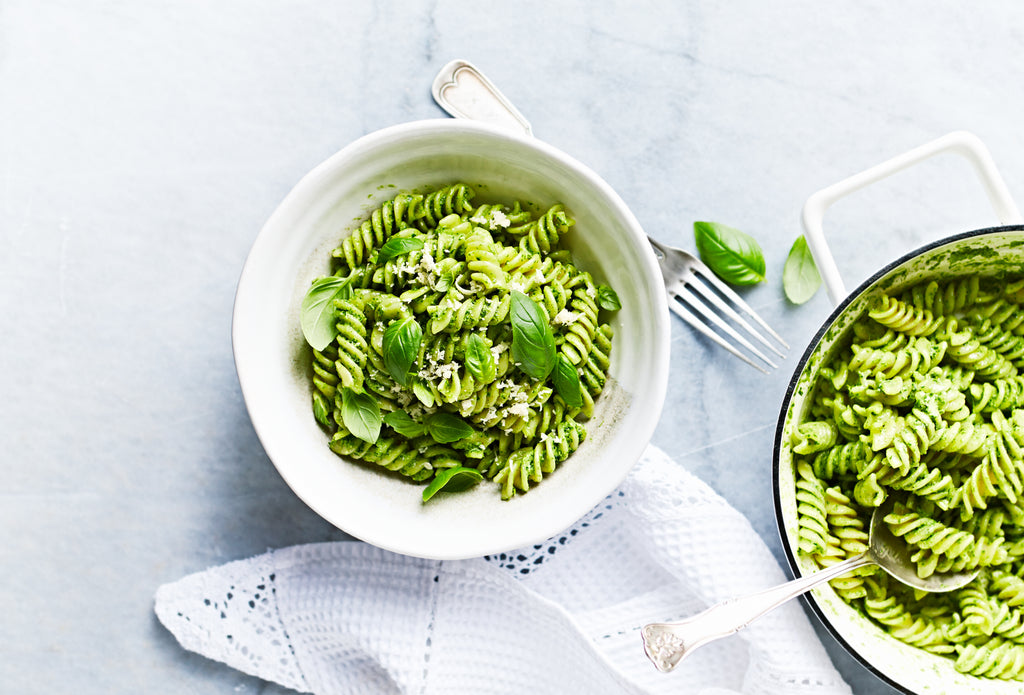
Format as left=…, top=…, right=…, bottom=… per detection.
left=412, top=380, right=435, bottom=408
left=464, top=333, right=496, bottom=383
left=693, top=221, right=766, bottom=286
left=425, top=412, right=475, bottom=444
left=300, top=276, right=352, bottom=351
left=509, top=290, right=556, bottom=380
left=340, top=388, right=381, bottom=443
left=596, top=285, right=621, bottom=311
left=382, top=317, right=422, bottom=386
left=312, top=391, right=332, bottom=428
left=378, top=236, right=424, bottom=262
left=434, top=270, right=455, bottom=292
left=383, top=410, right=426, bottom=438
left=783, top=235, right=821, bottom=304
left=422, top=466, right=483, bottom=502
left=552, top=354, right=583, bottom=409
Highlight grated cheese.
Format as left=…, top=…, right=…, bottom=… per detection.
left=505, top=402, right=530, bottom=418
left=490, top=210, right=510, bottom=228
left=553, top=309, right=581, bottom=326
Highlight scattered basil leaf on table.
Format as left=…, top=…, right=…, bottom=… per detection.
left=552, top=354, right=583, bottom=408
left=377, top=236, right=425, bottom=262
left=425, top=412, right=475, bottom=444
left=596, top=285, right=621, bottom=311
left=383, top=410, right=426, bottom=438
left=464, top=333, right=497, bottom=383
left=422, top=466, right=484, bottom=502
left=693, top=221, right=766, bottom=286
left=382, top=316, right=423, bottom=386
left=340, top=388, right=381, bottom=444
left=510, top=290, right=556, bottom=380
left=300, top=276, right=353, bottom=351
left=782, top=235, right=822, bottom=304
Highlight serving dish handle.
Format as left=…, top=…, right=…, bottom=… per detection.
left=801, top=130, right=1023, bottom=305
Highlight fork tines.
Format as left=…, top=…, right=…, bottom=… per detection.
left=650, top=239, right=788, bottom=373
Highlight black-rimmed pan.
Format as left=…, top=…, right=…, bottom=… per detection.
left=773, top=131, right=1024, bottom=695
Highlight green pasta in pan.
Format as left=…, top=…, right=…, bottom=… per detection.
left=302, top=183, right=618, bottom=501
left=791, top=275, right=1024, bottom=680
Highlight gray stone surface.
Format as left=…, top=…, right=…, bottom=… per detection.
left=5, top=2, right=1024, bottom=692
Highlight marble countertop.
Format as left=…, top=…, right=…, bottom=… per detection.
left=5, top=2, right=1024, bottom=693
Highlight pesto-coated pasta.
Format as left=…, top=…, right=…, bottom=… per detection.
left=307, top=183, right=618, bottom=500
left=791, top=275, right=1024, bottom=681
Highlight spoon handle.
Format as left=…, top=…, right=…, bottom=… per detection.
left=641, top=553, right=875, bottom=672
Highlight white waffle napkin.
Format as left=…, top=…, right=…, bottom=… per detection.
left=154, top=445, right=851, bottom=695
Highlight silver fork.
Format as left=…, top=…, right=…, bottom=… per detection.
left=648, top=238, right=788, bottom=373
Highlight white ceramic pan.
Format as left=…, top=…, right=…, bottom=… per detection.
left=774, top=131, right=1024, bottom=693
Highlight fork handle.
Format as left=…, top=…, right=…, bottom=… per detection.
left=801, top=131, right=1023, bottom=305
left=432, top=59, right=533, bottom=136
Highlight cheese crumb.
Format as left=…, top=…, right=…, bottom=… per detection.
left=553, top=309, right=581, bottom=326
left=490, top=210, right=510, bottom=228
left=434, top=362, right=458, bottom=380
left=505, top=402, right=530, bottom=418
left=419, top=250, right=436, bottom=273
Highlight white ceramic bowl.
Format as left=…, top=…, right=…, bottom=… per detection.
left=233, top=118, right=670, bottom=560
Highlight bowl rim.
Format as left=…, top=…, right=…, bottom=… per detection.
left=772, top=223, right=1024, bottom=693
left=232, top=117, right=671, bottom=559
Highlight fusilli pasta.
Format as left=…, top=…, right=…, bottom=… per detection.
left=791, top=275, right=1024, bottom=681
left=306, top=183, right=618, bottom=500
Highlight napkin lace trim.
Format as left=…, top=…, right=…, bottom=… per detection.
left=483, top=489, right=626, bottom=576
left=155, top=557, right=309, bottom=692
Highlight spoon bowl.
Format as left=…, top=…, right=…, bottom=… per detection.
left=862, top=496, right=980, bottom=593
left=641, top=496, right=979, bottom=673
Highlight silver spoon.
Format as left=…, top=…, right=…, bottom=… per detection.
left=641, top=496, right=979, bottom=672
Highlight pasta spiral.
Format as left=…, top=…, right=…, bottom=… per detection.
left=848, top=336, right=945, bottom=378
left=513, top=204, right=574, bottom=255
left=416, top=183, right=475, bottom=230
left=946, top=324, right=1018, bottom=380
left=795, top=462, right=830, bottom=556
left=864, top=594, right=950, bottom=652
left=955, top=641, right=1024, bottom=679
left=971, top=376, right=1024, bottom=412
left=492, top=419, right=586, bottom=500
left=427, top=293, right=511, bottom=334
left=884, top=505, right=974, bottom=561
left=869, top=294, right=944, bottom=337
left=968, top=298, right=1024, bottom=336
left=901, top=277, right=997, bottom=317
left=332, top=192, right=423, bottom=271
left=328, top=431, right=459, bottom=482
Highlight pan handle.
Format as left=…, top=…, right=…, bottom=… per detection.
left=801, top=131, right=1023, bottom=305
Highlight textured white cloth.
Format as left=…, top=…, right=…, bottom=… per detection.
left=154, top=445, right=851, bottom=695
